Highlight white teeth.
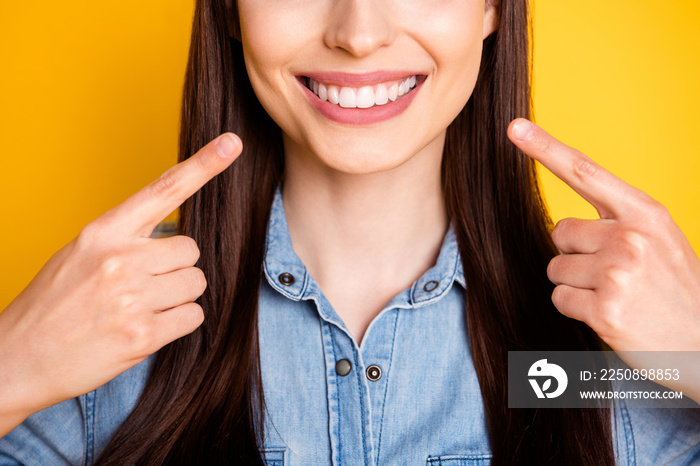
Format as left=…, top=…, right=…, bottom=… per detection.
left=356, top=86, right=375, bottom=108
left=306, top=75, right=418, bottom=108
left=375, top=84, right=388, bottom=105
left=338, top=87, right=356, bottom=108
left=388, top=83, right=398, bottom=101
left=328, top=85, right=340, bottom=104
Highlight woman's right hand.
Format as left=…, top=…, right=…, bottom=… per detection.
left=0, top=132, right=242, bottom=437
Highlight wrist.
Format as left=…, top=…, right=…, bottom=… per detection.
left=0, top=310, right=46, bottom=437
left=0, top=365, right=38, bottom=438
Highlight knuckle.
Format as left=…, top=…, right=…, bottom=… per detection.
left=538, top=134, right=554, bottom=154
left=172, top=303, right=205, bottom=337
left=666, top=241, right=686, bottom=267
left=76, top=222, right=103, bottom=249
left=645, top=199, right=672, bottom=226
left=150, top=169, right=180, bottom=198
left=602, top=265, right=631, bottom=289
left=551, top=218, right=572, bottom=246
left=180, top=236, right=201, bottom=263
left=572, top=156, right=597, bottom=182
left=546, top=256, right=561, bottom=283
left=613, top=230, right=648, bottom=263
left=187, top=303, right=205, bottom=329
left=114, top=292, right=137, bottom=312
left=597, top=298, right=625, bottom=333
left=193, top=149, right=213, bottom=171
left=98, top=254, right=126, bottom=279
left=551, top=285, right=566, bottom=307
left=189, top=267, right=207, bottom=294
left=119, top=319, right=153, bottom=355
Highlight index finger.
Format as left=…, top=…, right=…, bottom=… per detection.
left=105, top=132, right=242, bottom=236
left=507, top=118, right=639, bottom=219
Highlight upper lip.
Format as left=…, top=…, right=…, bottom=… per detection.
left=297, top=70, right=426, bottom=87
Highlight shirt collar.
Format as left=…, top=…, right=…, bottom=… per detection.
left=263, top=184, right=465, bottom=307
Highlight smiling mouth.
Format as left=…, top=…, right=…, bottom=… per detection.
left=300, top=75, right=424, bottom=109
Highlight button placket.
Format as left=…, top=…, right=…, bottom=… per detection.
left=322, top=322, right=374, bottom=465
left=357, top=309, right=401, bottom=463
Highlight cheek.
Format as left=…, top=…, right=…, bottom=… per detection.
left=433, top=38, right=483, bottom=124
left=388, top=7, right=485, bottom=177
left=412, top=2, right=486, bottom=108
left=238, top=2, right=306, bottom=111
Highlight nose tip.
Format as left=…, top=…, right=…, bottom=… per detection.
left=324, top=0, right=395, bottom=58
left=331, top=33, right=389, bottom=58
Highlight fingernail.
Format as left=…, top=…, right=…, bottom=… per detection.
left=215, top=133, right=238, bottom=158
left=512, top=120, right=534, bottom=141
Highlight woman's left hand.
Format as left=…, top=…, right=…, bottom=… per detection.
left=507, top=118, right=700, bottom=399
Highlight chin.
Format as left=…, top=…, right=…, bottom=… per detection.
left=315, top=144, right=415, bottom=176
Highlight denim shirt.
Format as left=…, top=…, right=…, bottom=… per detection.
left=2, top=185, right=700, bottom=465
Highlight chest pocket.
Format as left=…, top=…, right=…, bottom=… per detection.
left=261, top=447, right=286, bottom=466
left=427, top=454, right=492, bottom=466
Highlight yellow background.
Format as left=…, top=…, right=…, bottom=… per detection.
left=1, top=2, right=698, bottom=309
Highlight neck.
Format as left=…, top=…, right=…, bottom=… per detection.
left=281, top=133, right=449, bottom=294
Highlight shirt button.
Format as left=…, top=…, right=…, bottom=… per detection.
left=278, top=272, right=295, bottom=286
left=335, top=359, right=352, bottom=376
left=423, top=280, right=439, bottom=292
left=366, top=364, right=382, bottom=382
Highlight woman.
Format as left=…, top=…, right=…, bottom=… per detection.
left=1, top=0, right=699, bottom=464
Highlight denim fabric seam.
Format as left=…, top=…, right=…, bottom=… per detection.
left=307, top=289, right=356, bottom=353
left=348, top=331, right=370, bottom=465
left=359, top=294, right=413, bottom=352
left=84, top=390, right=96, bottom=466
left=328, top=319, right=342, bottom=466
left=374, top=309, right=400, bottom=466
left=449, top=221, right=466, bottom=290
left=426, top=453, right=493, bottom=464
left=618, top=398, right=636, bottom=466
left=299, top=266, right=311, bottom=299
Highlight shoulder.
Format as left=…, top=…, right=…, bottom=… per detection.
left=0, top=355, right=155, bottom=465
left=614, top=397, right=700, bottom=465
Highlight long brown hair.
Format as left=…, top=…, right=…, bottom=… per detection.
left=97, top=0, right=615, bottom=464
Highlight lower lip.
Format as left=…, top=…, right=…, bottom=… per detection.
left=298, top=77, right=424, bottom=126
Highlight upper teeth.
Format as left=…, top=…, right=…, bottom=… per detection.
left=306, top=75, right=418, bottom=108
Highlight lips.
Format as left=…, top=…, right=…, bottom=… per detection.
left=296, top=71, right=427, bottom=125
